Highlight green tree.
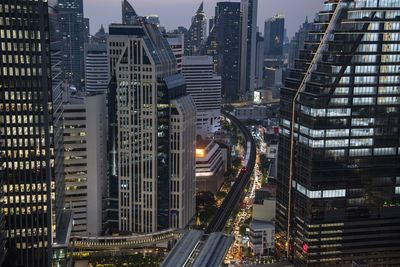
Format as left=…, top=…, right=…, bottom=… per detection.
left=232, top=157, right=242, bottom=169
left=216, top=191, right=227, bottom=199
left=239, top=224, right=249, bottom=236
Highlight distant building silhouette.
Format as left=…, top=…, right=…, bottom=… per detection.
left=202, top=1, right=241, bottom=101
left=288, top=17, right=313, bottom=69
left=58, top=0, right=86, bottom=89
left=122, top=0, right=138, bottom=24
left=264, top=14, right=285, bottom=58
left=239, top=0, right=258, bottom=96
left=187, top=2, right=207, bottom=55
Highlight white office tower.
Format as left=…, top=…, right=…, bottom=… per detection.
left=108, top=20, right=196, bottom=233
left=182, top=56, right=222, bottom=138
left=165, top=33, right=184, bottom=72
left=84, top=43, right=108, bottom=95
left=63, top=94, right=107, bottom=236
left=169, top=95, right=197, bottom=228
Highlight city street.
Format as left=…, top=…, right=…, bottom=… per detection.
left=224, top=129, right=266, bottom=266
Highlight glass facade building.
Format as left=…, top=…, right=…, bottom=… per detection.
left=277, top=0, right=400, bottom=265
left=203, top=2, right=241, bottom=101
left=186, top=2, right=207, bottom=56
left=108, top=21, right=196, bottom=233
left=239, top=0, right=258, bottom=94
left=264, top=14, right=285, bottom=58
left=58, top=0, right=85, bottom=89
left=0, top=0, right=68, bottom=266
left=122, top=0, right=137, bottom=25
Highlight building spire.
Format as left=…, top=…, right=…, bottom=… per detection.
left=197, top=2, right=204, bottom=13
left=122, top=0, right=138, bottom=24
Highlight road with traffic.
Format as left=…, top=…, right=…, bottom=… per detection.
left=205, top=111, right=257, bottom=234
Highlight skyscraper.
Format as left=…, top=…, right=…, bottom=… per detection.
left=203, top=2, right=241, bottom=101
left=239, top=0, right=258, bottom=96
left=91, top=24, right=108, bottom=45
left=146, top=14, right=161, bottom=27
left=84, top=43, right=108, bottom=95
left=58, top=0, right=85, bottom=89
left=108, top=19, right=196, bottom=233
left=0, top=0, right=70, bottom=265
left=63, top=94, right=107, bottom=236
left=254, top=32, right=264, bottom=90
left=83, top=17, right=90, bottom=43
left=122, top=0, right=137, bottom=25
left=182, top=56, right=222, bottom=137
left=288, top=17, right=313, bottom=69
left=165, top=33, right=185, bottom=72
left=187, top=2, right=207, bottom=55
left=264, top=14, right=285, bottom=58
left=277, top=0, right=400, bottom=265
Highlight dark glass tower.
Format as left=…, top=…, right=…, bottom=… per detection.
left=203, top=2, right=241, bottom=101
left=277, top=0, right=400, bottom=265
left=0, top=0, right=68, bottom=266
left=122, top=0, right=138, bottom=25
left=186, top=2, right=207, bottom=56
left=58, top=0, right=85, bottom=89
left=239, top=0, right=258, bottom=95
left=288, top=17, right=313, bottom=69
left=264, top=14, right=285, bottom=58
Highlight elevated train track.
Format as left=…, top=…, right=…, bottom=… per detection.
left=205, top=111, right=256, bottom=234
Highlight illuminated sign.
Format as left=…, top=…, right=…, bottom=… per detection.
left=254, top=91, right=261, bottom=104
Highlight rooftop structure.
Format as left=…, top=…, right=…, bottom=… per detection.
left=160, top=230, right=204, bottom=267
left=192, top=232, right=233, bottom=267
left=196, top=140, right=226, bottom=193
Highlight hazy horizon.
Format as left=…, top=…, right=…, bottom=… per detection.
left=84, top=0, right=321, bottom=39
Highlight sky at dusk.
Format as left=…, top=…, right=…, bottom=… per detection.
left=84, top=0, right=321, bottom=39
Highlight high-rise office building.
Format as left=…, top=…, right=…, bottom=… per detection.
left=58, top=0, right=85, bottom=89
left=108, top=19, right=196, bottom=233
left=83, top=17, right=90, bottom=43
left=288, top=17, right=313, bottom=69
left=63, top=94, right=107, bottom=236
left=182, top=56, right=222, bottom=137
left=187, top=2, right=207, bottom=55
left=91, top=25, right=108, bottom=44
left=264, top=14, right=285, bottom=58
left=165, top=33, right=185, bottom=73
left=84, top=43, right=108, bottom=95
left=254, top=32, right=264, bottom=90
left=203, top=2, right=241, bottom=101
left=0, top=0, right=70, bottom=265
left=277, top=0, right=400, bottom=265
left=239, top=0, right=258, bottom=95
left=169, top=94, right=197, bottom=229
left=146, top=14, right=161, bottom=27
left=122, top=0, right=137, bottom=24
